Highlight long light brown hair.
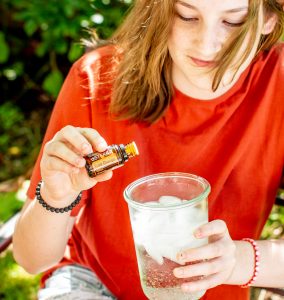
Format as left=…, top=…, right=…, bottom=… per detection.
left=212, top=0, right=284, bottom=90
left=91, top=0, right=284, bottom=123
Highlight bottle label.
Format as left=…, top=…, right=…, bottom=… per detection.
left=90, top=149, right=120, bottom=174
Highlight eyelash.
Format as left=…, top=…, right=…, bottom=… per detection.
left=177, top=15, right=244, bottom=28
left=223, top=21, right=244, bottom=27
left=177, top=15, right=198, bottom=22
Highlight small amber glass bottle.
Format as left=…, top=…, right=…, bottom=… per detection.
left=84, top=141, right=139, bottom=177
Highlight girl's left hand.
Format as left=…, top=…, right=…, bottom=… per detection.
left=173, top=220, right=236, bottom=293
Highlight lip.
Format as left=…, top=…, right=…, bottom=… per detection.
left=190, top=57, right=215, bottom=67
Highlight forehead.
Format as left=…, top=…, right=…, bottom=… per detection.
left=175, top=0, right=249, bottom=12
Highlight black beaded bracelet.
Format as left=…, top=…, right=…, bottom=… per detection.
left=35, top=180, right=82, bottom=213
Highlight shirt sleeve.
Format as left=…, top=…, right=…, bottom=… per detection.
left=26, top=59, right=92, bottom=216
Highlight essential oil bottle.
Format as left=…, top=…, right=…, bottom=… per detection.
left=84, top=141, right=139, bottom=177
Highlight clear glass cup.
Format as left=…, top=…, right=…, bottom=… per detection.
left=124, top=172, right=210, bottom=300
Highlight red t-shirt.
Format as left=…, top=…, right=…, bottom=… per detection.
left=27, top=44, right=284, bottom=299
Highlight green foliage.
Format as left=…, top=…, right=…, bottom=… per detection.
left=0, top=192, right=22, bottom=223
left=68, top=42, right=84, bottom=62
left=0, top=0, right=132, bottom=182
left=0, top=251, right=40, bottom=300
left=0, top=0, right=131, bottom=102
left=92, top=0, right=133, bottom=38
left=0, top=31, right=9, bottom=63
left=261, top=192, right=284, bottom=240
left=262, top=205, right=284, bottom=239
left=0, top=102, right=42, bottom=181
left=42, top=70, right=64, bottom=98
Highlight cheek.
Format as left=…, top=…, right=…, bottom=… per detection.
left=221, top=28, right=234, bottom=43
left=168, top=31, right=177, bottom=57
left=168, top=25, right=192, bottom=54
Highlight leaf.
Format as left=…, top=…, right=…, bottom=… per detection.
left=68, top=43, right=83, bottom=62
left=24, top=20, right=38, bottom=36
left=54, top=40, right=68, bottom=54
left=0, top=32, right=10, bottom=63
left=42, top=70, right=64, bottom=98
left=63, top=4, right=75, bottom=17
left=35, top=42, right=47, bottom=57
left=12, top=62, right=24, bottom=76
left=0, top=192, right=22, bottom=222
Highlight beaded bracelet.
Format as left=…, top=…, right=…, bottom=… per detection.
left=240, top=238, right=260, bottom=288
left=35, top=180, right=82, bottom=213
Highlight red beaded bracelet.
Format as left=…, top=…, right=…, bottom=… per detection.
left=240, top=238, right=260, bottom=288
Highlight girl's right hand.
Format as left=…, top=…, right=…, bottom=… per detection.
left=40, top=126, right=113, bottom=203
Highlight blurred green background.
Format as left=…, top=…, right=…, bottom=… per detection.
left=0, top=0, right=283, bottom=299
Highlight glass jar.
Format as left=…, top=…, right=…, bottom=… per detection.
left=124, top=172, right=210, bottom=300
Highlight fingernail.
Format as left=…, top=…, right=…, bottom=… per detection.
left=177, top=252, right=186, bottom=262
left=97, top=140, right=107, bottom=151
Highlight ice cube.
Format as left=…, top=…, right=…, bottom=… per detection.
left=144, top=242, right=164, bottom=265
left=131, top=196, right=208, bottom=265
left=158, top=195, right=183, bottom=205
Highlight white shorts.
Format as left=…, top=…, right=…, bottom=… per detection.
left=37, top=264, right=116, bottom=300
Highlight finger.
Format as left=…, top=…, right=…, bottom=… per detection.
left=78, top=127, right=108, bottom=153
left=91, top=170, right=113, bottom=182
left=54, top=126, right=105, bottom=156
left=44, top=140, right=86, bottom=168
left=71, top=169, right=113, bottom=190
left=194, top=219, right=228, bottom=240
left=54, top=126, right=94, bottom=155
left=181, top=271, right=229, bottom=293
left=42, top=155, right=80, bottom=174
left=177, top=239, right=235, bottom=262
left=174, top=256, right=233, bottom=278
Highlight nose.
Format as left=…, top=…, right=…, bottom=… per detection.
left=195, top=24, right=223, bottom=58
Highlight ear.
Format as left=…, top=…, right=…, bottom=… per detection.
left=261, top=13, right=278, bottom=35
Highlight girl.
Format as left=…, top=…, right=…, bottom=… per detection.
left=13, top=0, right=284, bottom=299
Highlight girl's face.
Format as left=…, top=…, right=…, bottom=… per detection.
left=168, top=0, right=256, bottom=98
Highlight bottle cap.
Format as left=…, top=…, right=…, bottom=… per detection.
left=125, top=141, right=139, bottom=158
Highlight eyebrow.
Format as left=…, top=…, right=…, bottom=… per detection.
left=176, top=1, right=248, bottom=13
